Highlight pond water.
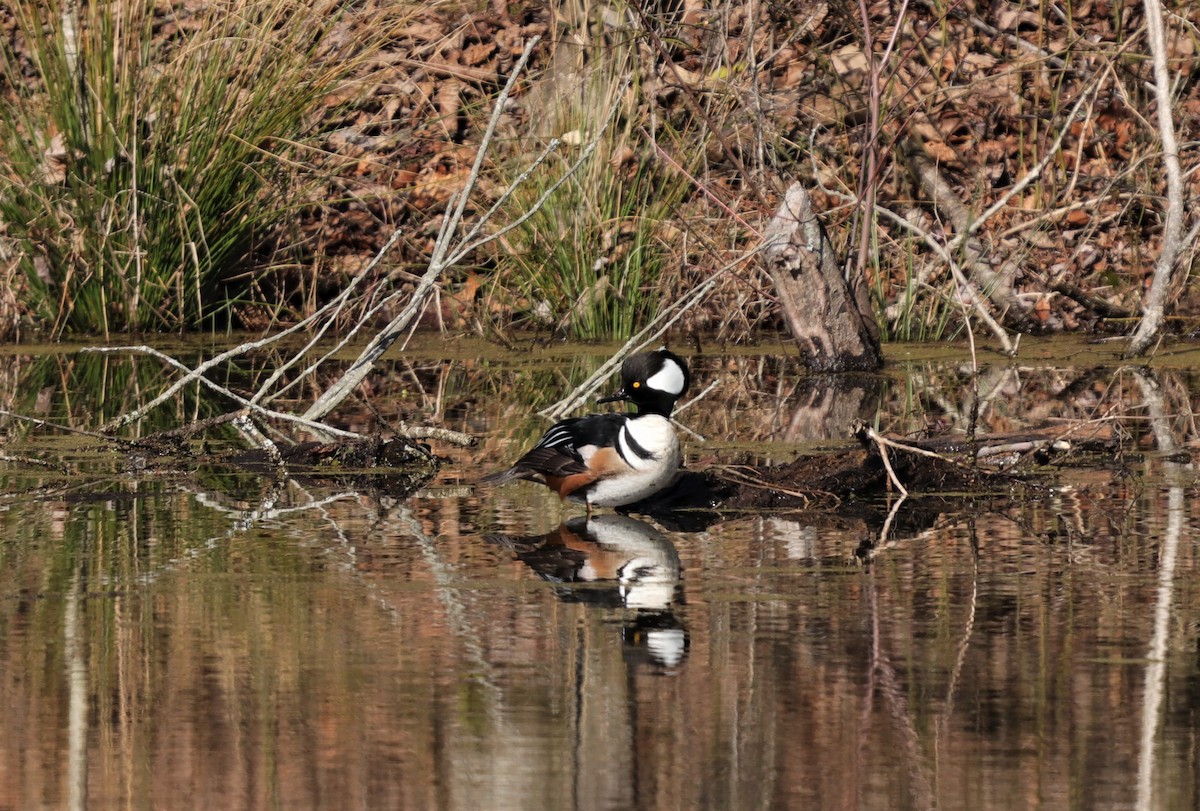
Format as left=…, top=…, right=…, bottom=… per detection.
left=1, top=337, right=1199, bottom=810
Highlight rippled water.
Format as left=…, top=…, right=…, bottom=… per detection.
left=0, top=339, right=1198, bottom=809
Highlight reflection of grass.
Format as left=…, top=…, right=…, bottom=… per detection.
left=492, top=39, right=690, bottom=340
left=0, top=0, right=389, bottom=334
left=9, top=351, right=230, bottom=435
left=444, top=351, right=638, bottom=459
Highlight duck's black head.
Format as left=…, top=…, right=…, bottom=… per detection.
left=597, top=349, right=690, bottom=417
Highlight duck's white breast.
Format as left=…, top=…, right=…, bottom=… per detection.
left=586, top=415, right=681, bottom=507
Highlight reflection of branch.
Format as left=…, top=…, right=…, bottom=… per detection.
left=937, top=523, right=978, bottom=775
left=85, top=346, right=364, bottom=438
left=1130, top=367, right=1183, bottom=455
left=1136, top=471, right=1185, bottom=810
left=65, top=566, right=88, bottom=811
left=876, top=492, right=908, bottom=547
left=866, top=573, right=936, bottom=811
left=393, top=503, right=505, bottom=725
left=1131, top=366, right=1191, bottom=809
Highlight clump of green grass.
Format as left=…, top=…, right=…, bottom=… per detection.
left=0, top=0, right=367, bottom=335
left=491, top=36, right=691, bottom=341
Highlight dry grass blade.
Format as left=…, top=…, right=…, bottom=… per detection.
left=0, top=0, right=391, bottom=334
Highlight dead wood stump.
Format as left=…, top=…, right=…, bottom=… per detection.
left=762, top=182, right=882, bottom=371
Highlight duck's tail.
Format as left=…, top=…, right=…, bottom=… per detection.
left=478, top=467, right=526, bottom=487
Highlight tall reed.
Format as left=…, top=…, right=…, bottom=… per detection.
left=492, top=36, right=690, bottom=340
left=0, top=0, right=364, bottom=335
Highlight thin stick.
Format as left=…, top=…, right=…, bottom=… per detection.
left=85, top=345, right=364, bottom=439
left=0, top=451, right=67, bottom=472
left=0, top=408, right=139, bottom=445
left=674, top=377, right=722, bottom=416
left=866, top=426, right=909, bottom=497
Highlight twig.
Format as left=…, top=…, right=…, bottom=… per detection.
left=397, top=424, right=475, bottom=447
left=117, top=410, right=245, bottom=444
left=84, top=345, right=364, bottom=439
left=865, top=425, right=909, bottom=496
left=859, top=421, right=969, bottom=467
left=0, top=452, right=67, bottom=472
left=974, top=439, right=1069, bottom=459
left=1050, top=280, right=1133, bottom=319
left=674, top=376, right=722, bottom=416
left=0, top=408, right=139, bottom=445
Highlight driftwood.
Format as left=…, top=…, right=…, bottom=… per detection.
left=762, top=183, right=882, bottom=371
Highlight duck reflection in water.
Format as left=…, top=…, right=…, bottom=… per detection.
left=487, top=514, right=688, bottom=669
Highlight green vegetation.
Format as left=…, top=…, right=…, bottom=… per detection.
left=0, top=0, right=366, bottom=335
left=490, top=39, right=691, bottom=340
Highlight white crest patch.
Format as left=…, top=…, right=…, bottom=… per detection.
left=645, top=359, right=686, bottom=396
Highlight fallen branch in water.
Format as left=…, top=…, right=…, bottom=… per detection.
left=82, top=38, right=551, bottom=450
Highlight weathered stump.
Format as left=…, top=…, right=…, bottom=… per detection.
left=762, top=183, right=882, bottom=371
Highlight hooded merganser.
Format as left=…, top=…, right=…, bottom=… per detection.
left=480, top=349, right=690, bottom=511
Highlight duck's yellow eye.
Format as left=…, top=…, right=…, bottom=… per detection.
left=632, top=381, right=641, bottom=389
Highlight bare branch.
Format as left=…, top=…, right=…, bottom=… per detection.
left=302, top=37, right=544, bottom=421
left=1124, top=0, right=1187, bottom=357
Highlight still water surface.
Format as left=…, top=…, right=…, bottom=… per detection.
left=0, top=339, right=1199, bottom=810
